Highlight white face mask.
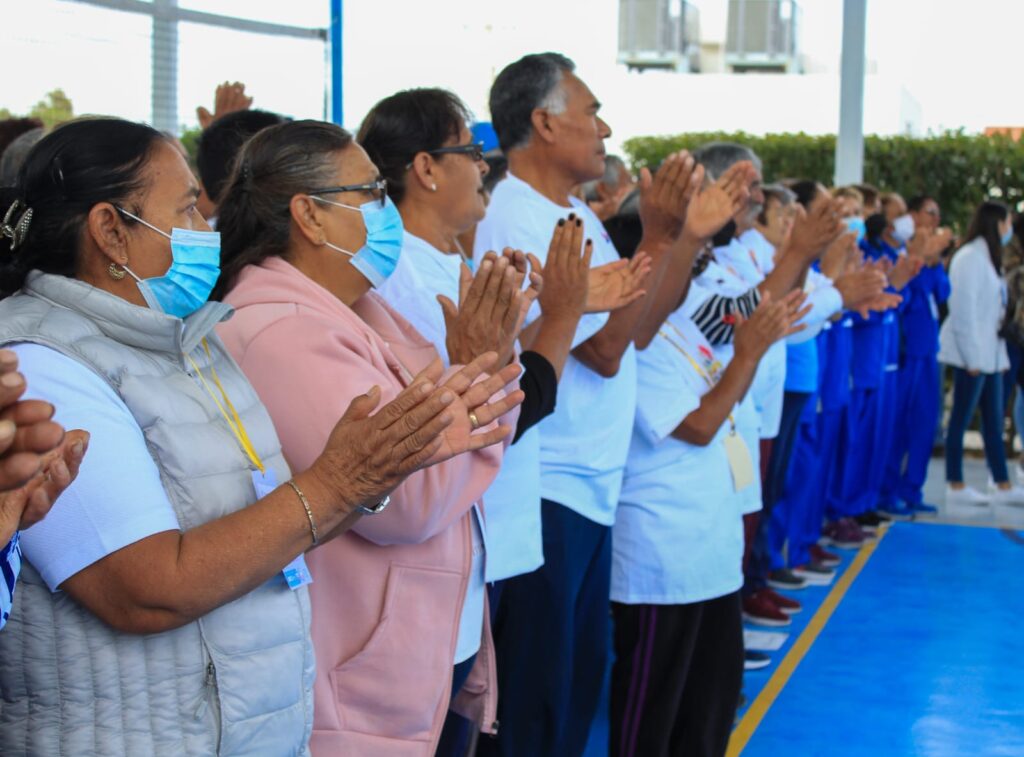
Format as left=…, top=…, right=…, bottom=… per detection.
left=892, top=214, right=915, bottom=245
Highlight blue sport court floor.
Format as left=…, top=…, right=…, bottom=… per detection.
left=585, top=459, right=1024, bottom=756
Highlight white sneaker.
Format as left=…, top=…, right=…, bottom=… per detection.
left=989, top=484, right=1024, bottom=505
left=946, top=485, right=990, bottom=506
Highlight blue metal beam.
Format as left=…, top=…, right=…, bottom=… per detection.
left=329, top=0, right=343, bottom=126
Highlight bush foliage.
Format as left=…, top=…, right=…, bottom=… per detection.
left=622, top=130, right=1024, bottom=232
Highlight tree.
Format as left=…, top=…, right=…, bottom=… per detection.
left=28, top=89, right=74, bottom=129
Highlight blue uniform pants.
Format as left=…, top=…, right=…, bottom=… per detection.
left=883, top=355, right=942, bottom=505
left=836, top=386, right=880, bottom=516
left=775, top=406, right=845, bottom=568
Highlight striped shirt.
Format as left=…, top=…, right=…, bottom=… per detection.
left=0, top=532, right=21, bottom=630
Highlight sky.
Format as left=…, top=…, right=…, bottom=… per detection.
left=0, top=0, right=1021, bottom=145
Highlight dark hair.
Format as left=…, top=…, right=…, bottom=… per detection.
left=965, top=199, right=1009, bottom=273
left=357, top=88, right=471, bottom=206
left=483, top=154, right=508, bottom=195
left=854, top=183, right=880, bottom=209
left=215, top=119, right=353, bottom=298
left=0, top=118, right=44, bottom=162
left=907, top=194, right=935, bottom=213
left=196, top=109, right=287, bottom=206
left=864, top=212, right=888, bottom=243
left=757, top=184, right=796, bottom=225
left=0, top=127, right=44, bottom=186
left=0, top=117, right=167, bottom=297
left=789, top=179, right=822, bottom=209
left=489, top=53, right=575, bottom=153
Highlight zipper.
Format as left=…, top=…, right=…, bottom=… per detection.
left=193, top=660, right=217, bottom=720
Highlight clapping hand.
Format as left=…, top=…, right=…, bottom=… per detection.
left=197, top=81, right=253, bottom=130
left=683, top=161, right=756, bottom=241
left=439, top=254, right=525, bottom=368
left=786, top=199, right=846, bottom=263
left=0, top=429, right=89, bottom=546
left=638, top=151, right=704, bottom=246
left=734, top=290, right=811, bottom=360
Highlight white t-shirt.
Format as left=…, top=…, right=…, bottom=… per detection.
left=10, top=343, right=180, bottom=591
left=683, top=254, right=763, bottom=515
left=378, top=231, right=491, bottom=661
left=380, top=231, right=543, bottom=582
left=612, top=311, right=744, bottom=605
left=737, top=229, right=787, bottom=439
left=474, top=173, right=637, bottom=527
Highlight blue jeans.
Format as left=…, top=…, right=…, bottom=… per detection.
left=945, top=368, right=1008, bottom=483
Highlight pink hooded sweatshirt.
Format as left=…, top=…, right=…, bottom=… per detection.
left=217, top=256, right=509, bottom=756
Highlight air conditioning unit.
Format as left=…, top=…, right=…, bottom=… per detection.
left=618, top=0, right=701, bottom=73
left=726, top=0, right=801, bottom=73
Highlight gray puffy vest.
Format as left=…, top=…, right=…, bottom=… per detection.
left=0, top=272, right=315, bottom=756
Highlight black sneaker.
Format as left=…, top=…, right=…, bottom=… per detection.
left=766, top=569, right=808, bottom=590
left=744, top=650, right=771, bottom=671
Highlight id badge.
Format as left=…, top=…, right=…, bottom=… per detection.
left=252, top=470, right=314, bottom=591
left=723, top=431, right=755, bottom=492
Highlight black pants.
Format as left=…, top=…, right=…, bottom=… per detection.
left=476, top=500, right=611, bottom=757
left=610, top=592, right=744, bottom=757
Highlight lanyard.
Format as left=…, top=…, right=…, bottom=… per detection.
left=186, top=339, right=266, bottom=474
left=658, top=322, right=736, bottom=432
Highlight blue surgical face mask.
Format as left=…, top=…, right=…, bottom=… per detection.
left=313, top=195, right=404, bottom=287
left=1002, top=226, right=1014, bottom=247
left=844, top=215, right=866, bottom=243
left=117, top=208, right=221, bottom=318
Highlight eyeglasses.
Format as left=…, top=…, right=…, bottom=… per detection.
left=403, top=142, right=486, bottom=171
left=308, top=178, right=388, bottom=208
left=428, top=142, right=485, bottom=163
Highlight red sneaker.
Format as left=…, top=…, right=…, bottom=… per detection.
left=762, top=587, right=802, bottom=615
left=809, top=544, right=841, bottom=568
left=742, top=591, right=792, bottom=627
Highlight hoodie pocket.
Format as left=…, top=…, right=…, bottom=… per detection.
left=328, top=563, right=463, bottom=741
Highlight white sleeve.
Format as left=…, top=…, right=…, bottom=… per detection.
left=950, top=254, right=983, bottom=371
left=11, top=343, right=180, bottom=591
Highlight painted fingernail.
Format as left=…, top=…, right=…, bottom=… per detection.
left=568, top=212, right=576, bottom=220
left=575, top=218, right=582, bottom=227
left=586, top=239, right=593, bottom=246
left=0, top=420, right=13, bottom=441
left=1, top=372, right=23, bottom=388
left=558, top=218, right=565, bottom=227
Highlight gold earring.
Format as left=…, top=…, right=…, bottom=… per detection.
left=108, top=262, right=126, bottom=281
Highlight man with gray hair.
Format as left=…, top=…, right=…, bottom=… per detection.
left=474, top=52, right=753, bottom=756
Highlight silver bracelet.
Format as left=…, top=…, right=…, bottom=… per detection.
left=286, top=480, right=319, bottom=546
left=358, top=495, right=391, bottom=516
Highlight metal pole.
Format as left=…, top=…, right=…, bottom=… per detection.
left=151, top=0, right=178, bottom=133
left=834, top=0, right=867, bottom=185
left=329, top=0, right=343, bottom=125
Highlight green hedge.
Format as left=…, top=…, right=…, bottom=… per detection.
left=622, top=130, right=1024, bottom=232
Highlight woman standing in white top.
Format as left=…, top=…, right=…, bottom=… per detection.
left=939, top=200, right=1024, bottom=504
left=356, top=87, right=650, bottom=755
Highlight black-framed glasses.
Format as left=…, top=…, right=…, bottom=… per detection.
left=308, top=178, right=388, bottom=208
left=428, top=142, right=485, bottom=162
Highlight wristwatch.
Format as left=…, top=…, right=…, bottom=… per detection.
left=358, top=495, right=391, bottom=516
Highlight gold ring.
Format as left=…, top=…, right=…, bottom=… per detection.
left=469, top=412, right=480, bottom=430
